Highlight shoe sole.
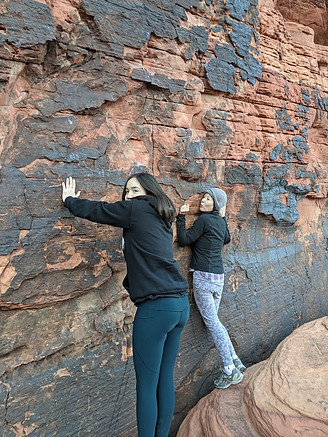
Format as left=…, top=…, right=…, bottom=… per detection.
left=214, top=372, right=244, bottom=389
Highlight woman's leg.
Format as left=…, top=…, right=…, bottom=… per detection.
left=133, top=311, right=163, bottom=437
left=132, top=296, right=189, bottom=437
left=212, top=282, right=238, bottom=359
left=193, top=271, right=235, bottom=367
left=156, top=305, right=189, bottom=437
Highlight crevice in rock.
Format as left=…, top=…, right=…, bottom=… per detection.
left=109, top=356, right=134, bottom=435
left=276, top=0, right=328, bottom=46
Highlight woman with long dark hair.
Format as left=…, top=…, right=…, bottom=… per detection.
left=62, top=173, right=189, bottom=437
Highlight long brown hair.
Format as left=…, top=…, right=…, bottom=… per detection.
left=122, top=173, right=176, bottom=222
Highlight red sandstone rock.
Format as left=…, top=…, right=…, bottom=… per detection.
left=0, top=0, right=328, bottom=436
left=177, top=317, right=328, bottom=437
left=276, top=0, right=328, bottom=45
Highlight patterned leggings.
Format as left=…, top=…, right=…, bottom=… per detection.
left=193, top=270, right=237, bottom=368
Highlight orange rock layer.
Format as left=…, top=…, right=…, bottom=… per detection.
left=177, top=316, right=328, bottom=437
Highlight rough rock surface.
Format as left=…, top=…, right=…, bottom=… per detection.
left=177, top=316, right=328, bottom=437
left=0, top=0, right=327, bottom=436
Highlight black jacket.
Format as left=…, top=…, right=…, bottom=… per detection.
left=176, top=211, right=230, bottom=274
left=64, top=196, right=188, bottom=304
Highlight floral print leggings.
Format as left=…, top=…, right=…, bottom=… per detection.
left=193, top=270, right=237, bottom=367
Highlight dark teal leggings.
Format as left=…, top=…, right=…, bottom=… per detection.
left=132, top=295, right=189, bottom=437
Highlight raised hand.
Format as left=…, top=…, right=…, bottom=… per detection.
left=219, top=205, right=226, bottom=217
left=180, top=204, right=190, bottom=214
left=62, top=176, right=81, bottom=202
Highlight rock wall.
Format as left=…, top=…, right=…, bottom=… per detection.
left=0, top=0, right=327, bottom=436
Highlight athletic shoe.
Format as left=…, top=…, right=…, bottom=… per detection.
left=233, top=358, right=246, bottom=372
left=214, top=367, right=244, bottom=389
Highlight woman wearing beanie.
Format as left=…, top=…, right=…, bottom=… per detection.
left=176, top=188, right=246, bottom=389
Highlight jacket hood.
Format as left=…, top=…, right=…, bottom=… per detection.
left=134, top=196, right=172, bottom=228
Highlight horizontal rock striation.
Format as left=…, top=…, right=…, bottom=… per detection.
left=0, top=0, right=327, bottom=435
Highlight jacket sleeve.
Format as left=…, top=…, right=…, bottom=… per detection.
left=64, top=196, right=132, bottom=228
left=223, top=217, right=231, bottom=245
left=176, top=214, right=206, bottom=246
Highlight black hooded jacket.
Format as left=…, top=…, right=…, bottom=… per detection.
left=64, top=196, right=188, bottom=304
left=176, top=211, right=230, bottom=274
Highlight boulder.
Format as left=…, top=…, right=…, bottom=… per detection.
left=177, top=316, right=328, bottom=437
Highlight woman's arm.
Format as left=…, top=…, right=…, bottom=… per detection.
left=176, top=212, right=206, bottom=246
left=62, top=177, right=131, bottom=228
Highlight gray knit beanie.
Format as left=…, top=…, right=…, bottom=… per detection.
left=204, top=188, right=227, bottom=211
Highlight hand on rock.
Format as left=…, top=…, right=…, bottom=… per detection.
left=62, top=176, right=81, bottom=202
left=180, top=204, right=189, bottom=214
left=219, top=205, right=226, bottom=217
